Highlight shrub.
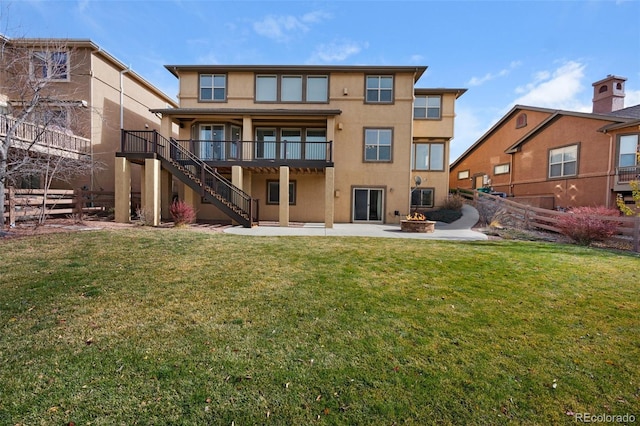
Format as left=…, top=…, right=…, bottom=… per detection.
left=556, top=206, right=621, bottom=246
left=442, top=194, right=465, bottom=211
left=169, top=200, right=196, bottom=226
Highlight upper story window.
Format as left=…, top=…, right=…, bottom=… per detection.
left=31, top=51, right=69, bottom=81
left=619, top=134, right=639, bottom=167
left=414, top=95, right=441, bottom=119
left=256, top=74, right=328, bottom=103
left=457, top=170, right=470, bottom=180
left=364, top=128, right=392, bottom=162
left=200, top=74, right=226, bottom=101
left=549, top=144, right=578, bottom=178
left=516, top=113, right=527, bottom=128
left=413, top=143, right=444, bottom=171
left=366, top=75, right=393, bottom=103
left=306, top=76, right=328, bottom=102
left=494, top=163, right=510, bottom=175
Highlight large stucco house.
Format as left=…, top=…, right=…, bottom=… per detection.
left=0, top=35, right=177, bottom=196
left=115, top=65, right=465, bottom=227
left=449, top=75, right=639, bottom=210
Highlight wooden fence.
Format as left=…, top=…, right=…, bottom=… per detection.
left=3, top=188, right=141, bottom=227
left=456, top=188, right=640, bottom=253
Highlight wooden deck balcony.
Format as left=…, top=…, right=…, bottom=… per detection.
left=119, top=130, right=333, bottom=172
left=0, top=114, right=90, bottom=158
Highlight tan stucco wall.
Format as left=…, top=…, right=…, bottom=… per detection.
left=90, top=53, right=175, bottom=194
left=169, top=67, right=459, bottom=224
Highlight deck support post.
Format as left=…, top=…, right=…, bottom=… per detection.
left=114, top=156, right=131, bottom=223
left=279, top=166, right=289, bottom=227
left=325, top=167, right=334, bottom=229
left=144, top=158, right=161, bottom=226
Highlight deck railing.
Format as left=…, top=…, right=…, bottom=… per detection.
left=172, top=139, right=333, bottom=163
left=0, top=114, right=90, bottom=154
left=616, top=165, right=640, bottom=183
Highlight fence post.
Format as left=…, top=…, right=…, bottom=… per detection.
left=634, top=216, right=640, bottom=253
left=8, top=186, right=15, bottom=228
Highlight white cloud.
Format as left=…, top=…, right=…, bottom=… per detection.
left=512, top=61, right=589, bottom=111
left=624, top=89, right=640, bottom=107
left=467, top=61, right=522, bottom=87
left=252, top=11, right=329, bottom=42
left=307, top=40, right=367, bottom=64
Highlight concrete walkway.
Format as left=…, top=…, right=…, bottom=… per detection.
left=224, top=204, right=488, bottom=240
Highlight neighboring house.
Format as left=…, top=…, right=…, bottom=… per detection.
left=115, top=65, right=465, bottom=227
left=0, top=35, right=178, bottom=194
left=449, top=75, right=639, bottom=210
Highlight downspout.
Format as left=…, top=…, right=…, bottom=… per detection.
left=605, top=130, right=613, bottom=207
left=120, top=66, right=131, bottom=129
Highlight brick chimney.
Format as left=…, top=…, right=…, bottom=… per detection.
left=592, top=75, right=626, bottom=114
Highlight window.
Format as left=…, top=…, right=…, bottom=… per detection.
left=619, top=134, right=639, bottom=167
left=256, top=75, right=278, bottom=101
left=413, top=143, right=444, bottom=171
left=255, top=127, right=328, bottom=160
left=364, top=128, right=392, bottom=162
left=200, top=74, right=226, bottom=101
left=306, top=76, right=328, bottom=102
left=256, top=74, right=328, bottom=103
left=281, top=76, right=302, bottom=102
left=494, top=163, right=510, bottom=175
left=267, top=180, right=296, bottom=205
left=31, top=51, right=68, bottom=80
left=414, top=96, right=441, bottom=119
left=549, top=145, right=578, bottom=178
left=516, top=113, right=527, bottom=129
left=457, top=170, right=470, bottom=180
left=411, top=188, right=434, bottom=207
left=366, top=75, right=393, bottom=103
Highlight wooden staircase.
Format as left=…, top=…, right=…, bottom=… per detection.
left=120, top=130, right=256, bottom=227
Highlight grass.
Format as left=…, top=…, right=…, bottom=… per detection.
left=1, top=229, right=638, bottom=425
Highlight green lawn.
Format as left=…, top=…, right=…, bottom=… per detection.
left=1, top=229, right=638, bottom=425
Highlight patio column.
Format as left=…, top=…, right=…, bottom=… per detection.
left=183, top=183, right=198, bottom=211
left=325, top=167, right=334, bottom=228
left=144, top=158, right=161, bottom=226
left=242, top=116, right=252, bottom=161
left=231, top=165, right=243, bottom=226
left=161, top=169, right=172, bottom=220
left=114, top=156, right=131, bottom=223
left=231, top=165, right=243, bottom=191
left=279, top=166, right=289, bottom=227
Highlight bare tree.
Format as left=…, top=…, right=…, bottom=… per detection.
left=1, top=34, right=96, bottom=226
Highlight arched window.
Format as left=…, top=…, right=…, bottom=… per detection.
left=516, top=113, right=527, bottom=129
left=599, top=85, right=608, bottom=93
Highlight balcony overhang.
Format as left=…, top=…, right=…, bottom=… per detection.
left=150, top=107, right=342, bottom=120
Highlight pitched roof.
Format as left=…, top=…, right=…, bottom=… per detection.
left=607, top=104, right=640, bottom=119
left=164, top=64, right=428, bottom=82
left=450, top=104, right=639, bottom=167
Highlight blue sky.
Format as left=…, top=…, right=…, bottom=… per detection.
left=4, top=0, right=640, bottom=161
